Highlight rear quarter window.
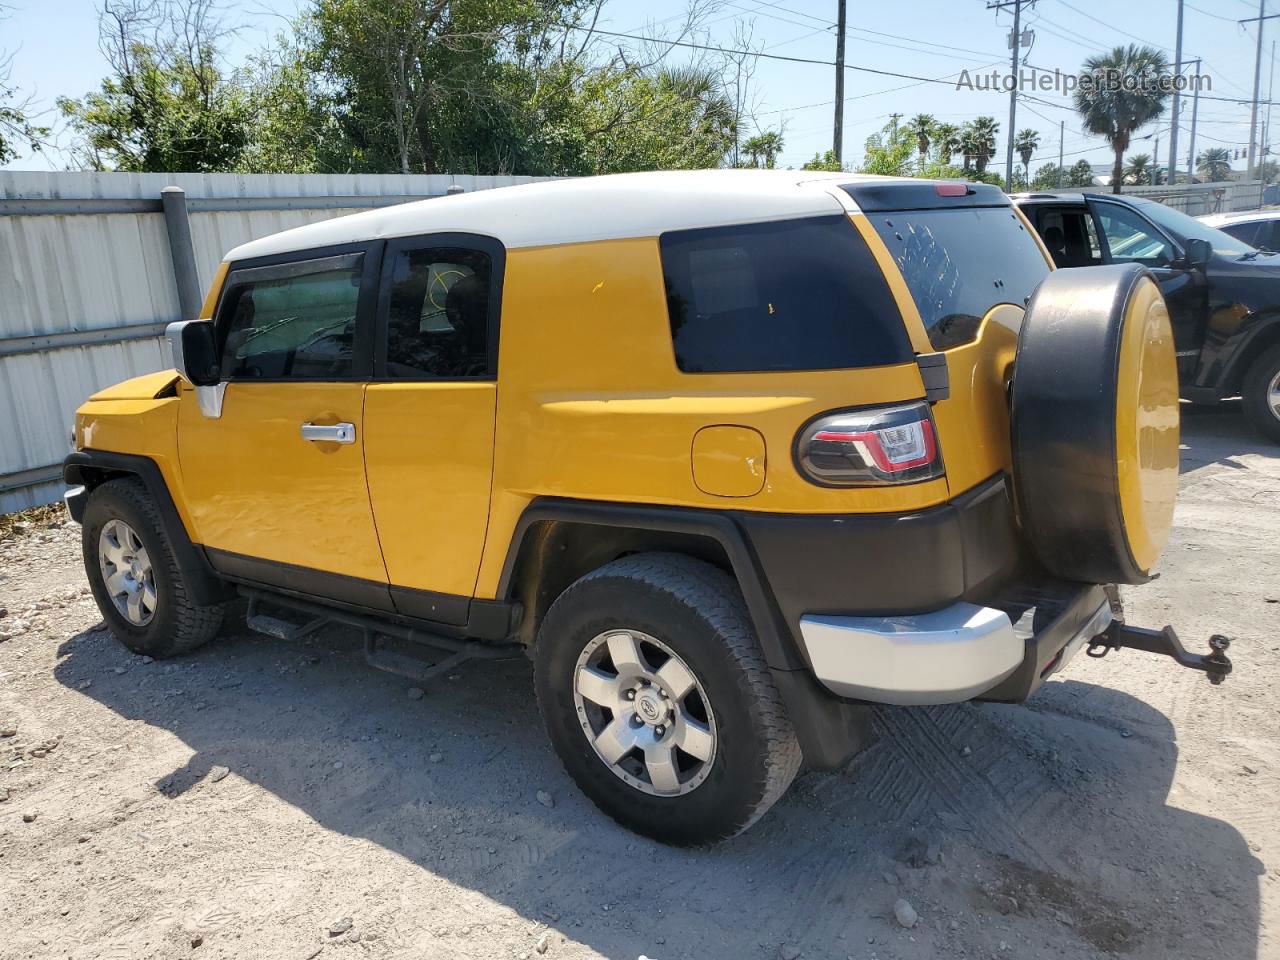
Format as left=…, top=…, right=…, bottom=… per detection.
left=659, top=215, right=913, bottom=374
left=868, top=206, right=1050, bottom=350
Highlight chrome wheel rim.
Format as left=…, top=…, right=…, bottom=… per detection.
left=1268, top=370, right=1280, bottom=420
left=573, top=629, right=717, bottom=797
left=98, top=519, right=157, bottom=626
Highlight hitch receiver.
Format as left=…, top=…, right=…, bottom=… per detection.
left=1087, top=623, right=1232, bottom=685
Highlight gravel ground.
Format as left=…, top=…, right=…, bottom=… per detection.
left=1, top=403, right=1277, bottom=960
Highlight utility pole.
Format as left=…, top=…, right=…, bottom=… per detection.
left=1057, top=119, right=1064, bottom=188
left=987, top=0, right=1031, bottom=191
left=1265, top=41, right=1276, bottom=174
left=1186, top=58, right=1201, bottom=183
left=1168, top=0, right=1184, bottom=186
left=833, top=0, right=846, bottom=167
left=1245, top=0, right=1268, bottom=182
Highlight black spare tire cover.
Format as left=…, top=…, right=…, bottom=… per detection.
left=1010, top=263, right=1180, bottom=585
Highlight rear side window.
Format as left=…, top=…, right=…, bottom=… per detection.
left=659, top=216, right=912, bottom=373
left=868, top=207, right=1050, bottom=350
left=218, top=253, right=364, bottom=379
left=384, top=247, right=493, bottom=378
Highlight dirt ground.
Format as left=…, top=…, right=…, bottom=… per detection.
left=1, top=403, right=1277, bottom=960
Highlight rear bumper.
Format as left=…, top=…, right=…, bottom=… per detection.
left=797, top=584, right=1113, bottom=706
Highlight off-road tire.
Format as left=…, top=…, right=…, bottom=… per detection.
left=83, top=478, right=226, bottom=657
left=1242, top=344, right=1280, bottom=444
left=533, top=552, right=801, bottom=845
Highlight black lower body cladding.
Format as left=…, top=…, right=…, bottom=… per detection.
left=1010, top=263, right=1180, bottom=585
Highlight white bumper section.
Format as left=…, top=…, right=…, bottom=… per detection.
left=798, top=603, right=1023, bottom=706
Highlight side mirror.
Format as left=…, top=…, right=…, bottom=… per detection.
left=165, top=320, right=220, bottom=386
left=1184, top=237, right=1212, bottom=270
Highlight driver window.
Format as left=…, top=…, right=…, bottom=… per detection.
left=1094, top=204, right=1175, bottom=267
left=218, top=255, right=364, bottom=379
left=384, top=247, right=492, bottom=378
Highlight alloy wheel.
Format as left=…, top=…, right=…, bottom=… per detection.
left=98, top=519, right=157, bottom=626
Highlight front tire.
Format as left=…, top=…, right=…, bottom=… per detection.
left=1242, top=344, right=1280, bottom=444
left=82, top=478, right=227, bottom=657
left=533, top=553, right=801, bottom=845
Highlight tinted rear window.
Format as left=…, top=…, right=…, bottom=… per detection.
left=659, top=215, right=912, bottom=373
left=867, top=206, right=1050, bottom=350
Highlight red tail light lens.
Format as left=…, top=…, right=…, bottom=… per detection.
left=796, top=401, right=944, bottom=486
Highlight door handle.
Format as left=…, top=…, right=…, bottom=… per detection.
left=300, top=422, right=356, bottom=444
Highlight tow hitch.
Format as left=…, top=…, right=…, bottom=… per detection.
left=1087, top=623, right=1233, bottom=685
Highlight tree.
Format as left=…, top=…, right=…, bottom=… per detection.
left=741, top=130, right=783, bottom=168
left=1065, top=158, right=1096, bottom=187
left=1073, top=44, right=1170, bottom=194
left=907, top=113, right=934, bottom=171
left=1124, top=152, right=1152, bottom=185
left=932, top=122, right=960, bottom=165
left=1259, top=158, right=1279, bottom=184
left=1197, top=147, right=1232, bottom=183
left=59, top=0, right=252, bottom=171
left=1031, top=162, right=1062, bottom=190
left=802, top=149, right=843, bottom=172
left=0, top=5, right=49, bottom=164
left=1014, top=128, right=1040, bottom=179
left=960, top=117, right=998, bottom=172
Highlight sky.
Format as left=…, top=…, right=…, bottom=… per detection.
left=1, top=0, right=1275, bottom=178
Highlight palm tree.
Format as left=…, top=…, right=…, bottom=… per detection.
left=1014, top=128, right=1040, bottom=179
left=958, top=124, right=983, bottom=170
left=907, top=113, right=935, bottom=171
left=742, top=131, right=784, bottom=169
left=968, top=116, right=1000, bottom=172
left=1124, top=153, right=1152, bottom=185
left=1073, top=44, right=1170, bottom=194
left=1197, top=147, right=1233, bottom=183
left=933, top=123, right=960, bottom=164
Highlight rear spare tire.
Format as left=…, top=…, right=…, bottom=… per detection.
left=1011, top=263, right=1179, bottom=585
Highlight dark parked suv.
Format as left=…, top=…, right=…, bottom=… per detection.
left=1014, top=192, right=1280, bottom=442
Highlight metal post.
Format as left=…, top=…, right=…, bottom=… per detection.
left=833, top=0, right=846, bottom=167
left=1057, top=119, right=1064, bottom=188
left=1004, top=0, right=1023, bottom=191
left=1247, top=0, right=1267, bottom=182
left=1168, top=0, right=1184, bottom=186
left=1187, top=58, right=1201, bottom=184
left=1265, top=41, right=1276, bottom=177
left=160, top=186, right=202, bottom=322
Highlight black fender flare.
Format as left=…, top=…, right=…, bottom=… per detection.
left=64, top=450, right=233, bottom=606
left=497, top=497, right=872, bottom=772
left=1212, top=310, right=1280, bottom=397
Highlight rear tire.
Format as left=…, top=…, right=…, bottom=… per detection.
left=1242, top=345, right=1280, bottom=444
left=533, top=552, right=801, bottom=845
left=83, top=478, right=227, bottom=658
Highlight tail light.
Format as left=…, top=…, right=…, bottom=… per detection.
left=795, top=401, right=944, bottom=486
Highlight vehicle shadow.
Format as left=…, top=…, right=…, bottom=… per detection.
left=52, top=621, right=1263, bottom=959
left=1180, top=400, right=1279, bottom=475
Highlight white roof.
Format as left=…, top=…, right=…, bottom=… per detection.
left=224, top=170, right=907, bottom=262
left=1199, top=208, right=1280, bottom=226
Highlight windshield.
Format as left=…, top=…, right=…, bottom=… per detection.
left=1130, top=198, right=1257, bottom=256
left=867, top=205, right=1051, bottom=350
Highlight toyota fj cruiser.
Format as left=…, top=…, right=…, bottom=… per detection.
left=64, top=172, right=1232, bottom=845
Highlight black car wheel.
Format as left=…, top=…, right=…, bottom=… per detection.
left=533, top=552, right=801, bottom=845
left=1242, top=344, right=1280, bottom=444
left=83, top=478, right=227, bottom=657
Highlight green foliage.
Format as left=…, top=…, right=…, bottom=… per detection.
left=1073, top=44, right=1169, bottom=193
left=1196, top=147, right=1233, bottom=183
left=932, top=122, right=960, bottom=165
left=1013, top=128, right=1040, bottom=171
left=58, top=0, right=744, bottom=175
left=1065, top=158, right=1096, bottom=187
left=956, top=116, right=998, bottom=172
left=802, top=149, right=844, bottom=172
left=858, top=120, right=914, bottom=176
left=1031, top=162, right=1063, bottom=190
left=1, top=77, right=48, bottom=164
left=741, top=130, right=784, bottom=169
left=1259, top=159, right=1279, bottom=184
left=1124, top=152, right=1151, bottom=185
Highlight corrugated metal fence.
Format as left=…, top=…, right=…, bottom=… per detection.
left=0, top=171, right=551, bottom=513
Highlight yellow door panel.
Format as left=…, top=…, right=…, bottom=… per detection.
left=176, top=382, right=388, bottom=586
left=363, top=382, right=496, bottom=607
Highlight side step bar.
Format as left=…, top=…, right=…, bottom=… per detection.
left=239, top=587, right=524, bottom=683
left=1088, top=622, right=1232, bottom=685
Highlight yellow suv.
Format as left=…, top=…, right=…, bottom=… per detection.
left=64, top=171, right=1231, bottom=844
